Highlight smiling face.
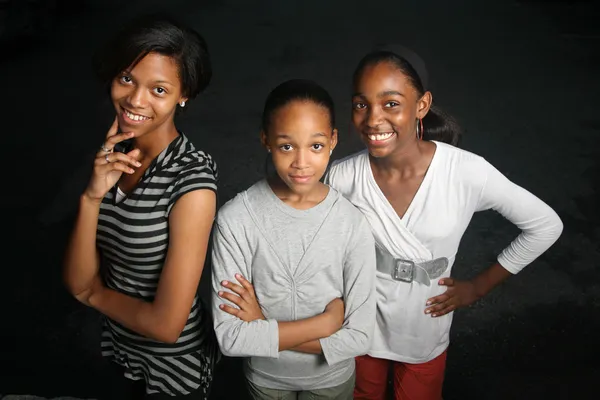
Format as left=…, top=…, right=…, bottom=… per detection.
left=352, top=61, right=431, bottom=159
left=262, top=100, right=337, bottom=197
left=110, top=52, right=187, bottom=138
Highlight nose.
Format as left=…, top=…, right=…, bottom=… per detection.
left=128, top=86, right=147, bottom=109
left=291, top=149, right=309, bottom=169
left=366, top=106, right=383, bottom=129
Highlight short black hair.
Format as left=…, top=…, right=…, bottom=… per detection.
left=261, top=79, right=336, bottom=134
left=92, top=14, right=211, bottom=99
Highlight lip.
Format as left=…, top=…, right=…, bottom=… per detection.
left=289, top=175, right=314, bottom=184
left=119, top=106, right=152, bottom=125
left=363, top=131, right=396, bottom=147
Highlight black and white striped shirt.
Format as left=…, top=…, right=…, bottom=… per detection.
left=96, top=133, right=218, bottom=397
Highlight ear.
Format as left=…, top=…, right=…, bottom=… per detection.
left=417, top=91, right=433, bottom=119
left=330, top=128, right=339, bottom=151
left=260, top=130, right=270, bottom=151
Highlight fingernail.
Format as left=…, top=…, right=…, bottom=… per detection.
left=235, top=274, right=241, bottom=278
left=222, top=281, right=228, bottom=286
left=135, top=162, right=142, bottom=167
left=129, top=169, right=134, bottom=173
left=218, top=291, right=223, bottom=296
left=425, top=309, right=431, bottom=314
left=128, top=132, right=134, bottom=136
left=219, top=304, right=224, bottom=309
left=432, top=314, right=437, bottom=317
left=426, top=301, right=432, bottom=306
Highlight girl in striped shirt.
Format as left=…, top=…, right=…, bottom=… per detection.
left=63, top=14, right=219, bottom=399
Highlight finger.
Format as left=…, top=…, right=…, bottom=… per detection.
left=221, top=280, right=248, bottom=298
left=218, top=291, right=244, bottom=307
left=218, top=303, right=241, bottom=317
left=430, top=304, right=457, bottom=318
left=100, top=161, right=136, bottom=175
left=425, top=293, right=450, bottom=307
left=98, top=152, right=142, bottom=168
left=96, top=131, right=135, bottom=157
left=438, top=278, right=454, bottom=286
left=126, top=148, right=141, bottom=160
left=104, top=131, right=135, bottom=150
left=106, top=116, right=120, bottom=139
left=234, top=274, right=255, bottom=297
left=425, top=300, right=454, bottom=315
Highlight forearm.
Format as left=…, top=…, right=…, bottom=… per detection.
left=278, top=313, right=332, bottom=351
left=289, top=339, right=322, bottom=354
left=63, top=195, right=102, bottom=295
left=471, top=262, right=513, bottom=299
left=89, top=286, right=177, bottom=343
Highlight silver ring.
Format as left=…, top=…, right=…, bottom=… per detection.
left=105, top=154, right=111, bottom=163
left=100, top=144, right=112, bottom=153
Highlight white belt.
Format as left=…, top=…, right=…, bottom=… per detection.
left=375, top=245, right=449, bottom=286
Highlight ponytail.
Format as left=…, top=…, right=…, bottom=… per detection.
left=423, top=104, right=462, bottom=147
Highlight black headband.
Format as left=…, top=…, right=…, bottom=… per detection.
left=374, top=44, right=429, bottom=90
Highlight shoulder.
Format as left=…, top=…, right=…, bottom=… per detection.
left=329, top=187, right=371, bottom=230
left=329, top=149, right=367, bottom=174
left=326, top=149, right=368, bottom=189
left=168, top=134, right=218, bottom=177
left=215, top=180, right=264, bottom=228
left=433, top=141, right=492, bottom=187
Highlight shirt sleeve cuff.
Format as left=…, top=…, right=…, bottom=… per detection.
left=497, top=253, right=522, bottom=274
left=267, top=319, right=280, bottom=359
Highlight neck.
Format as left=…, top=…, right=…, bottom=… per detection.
left=132, top=124, right=179, bottom=163
left=268, top=176, right=326, bottom=209
left=370, top=138, right=428, bottom=177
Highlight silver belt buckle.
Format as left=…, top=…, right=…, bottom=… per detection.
left=393, top=259, right=414, bottom=282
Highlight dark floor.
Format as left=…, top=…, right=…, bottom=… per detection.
left=2, top=0, right=599, bottom=399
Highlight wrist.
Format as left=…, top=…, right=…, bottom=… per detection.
left=81, top=192, right=103, bottom=206
left=318, top=313, right=336, bottom=337
left=470, top=276, right=489, bottom=300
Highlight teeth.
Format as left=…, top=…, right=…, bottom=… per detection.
left=368, top=132, right=394, bottom=141
left=125, top=110, right=149, bottom=121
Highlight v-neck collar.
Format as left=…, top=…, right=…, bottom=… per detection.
left=110, top=133, right=186, bottom=205
left=365, top=141, right=440, bottom=226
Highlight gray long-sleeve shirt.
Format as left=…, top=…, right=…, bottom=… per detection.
left=211, top=179, right=376, bottom=390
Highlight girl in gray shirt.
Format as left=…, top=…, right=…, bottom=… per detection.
left=211, top=79, right=377, bottom=399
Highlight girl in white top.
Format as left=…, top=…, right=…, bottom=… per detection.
left=325, top=49, right=563, bottom=400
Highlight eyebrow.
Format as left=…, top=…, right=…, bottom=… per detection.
left=352, top=90, right=405, bottom=98
left=275, top=132, right=328, bottom=139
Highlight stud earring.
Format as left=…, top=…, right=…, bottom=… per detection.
left=180, top=101, right=186, bottom=107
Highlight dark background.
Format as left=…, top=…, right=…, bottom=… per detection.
left=2, top=0, right=599, bottom=399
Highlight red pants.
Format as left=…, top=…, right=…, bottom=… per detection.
left=354, top=351, right=447, bottom=400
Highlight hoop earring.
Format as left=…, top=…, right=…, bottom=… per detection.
left=416, top=118, right=424, bottom=140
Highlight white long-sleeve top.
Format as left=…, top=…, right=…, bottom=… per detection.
left=325, top=141, right=563, bottom=363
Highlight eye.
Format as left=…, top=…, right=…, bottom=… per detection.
left=279, top=144, right=293, bottom=152
left=120, top=75, right=132, bottom=84
left=312, top=143, right=324, bottom=151
left=154, top=87, right=166, bottom=95
left=353, top=102, right=366, bottom=110
left=384, top=101, right=400, bottom=108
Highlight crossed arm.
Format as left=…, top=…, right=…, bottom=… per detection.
left=210, top=222, right=345, bottom=358
left=211, top=217, right=376, bottom=362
